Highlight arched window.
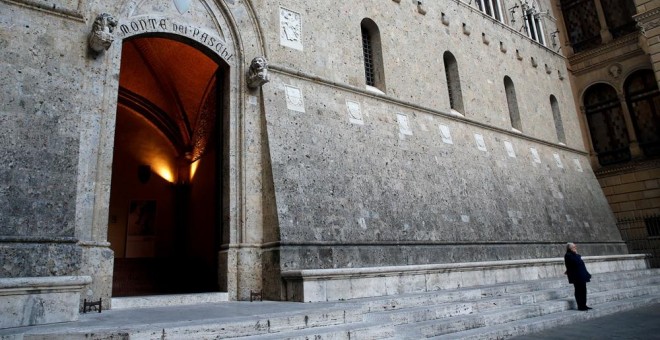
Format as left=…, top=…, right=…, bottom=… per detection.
left=361, top=18, right=386, bottom=92
left=476, top=0, right=504, bottom=22
left=624, top=70, right=660, bottom=157
left=584, top=83, right=630, bottom=165
left=504, top=76, right=522, bottom=132
left=443, top=51, right=464, bottom=114
left=550, top=95, right=566, bottom=144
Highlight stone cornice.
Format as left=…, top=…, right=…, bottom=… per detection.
left=569, top=33, right=641, bottom=66
left=633, top=6, right=660, bottom=24
left=594, top=158, right=660, bottom=177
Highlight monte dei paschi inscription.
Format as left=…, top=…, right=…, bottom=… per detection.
left=119, top=16, right=234, bottom=63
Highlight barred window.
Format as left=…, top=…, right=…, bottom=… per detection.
left=504, top=76, right=522, bottom=132
left=361, top=18, right=386, bottom=92
left=443, top=52, right=464, bottom=113
left=550, top=95, right=566, bottom=144
left=624, top=69, right=660, bottom=157
left=584, top=83, right=630, bottom=166
left=361, top=27, right=375, bottom=87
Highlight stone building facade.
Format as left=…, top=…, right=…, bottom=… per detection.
left=0, top=0, right=644, bottom=327
left=551, top=0, right=660, bottom=266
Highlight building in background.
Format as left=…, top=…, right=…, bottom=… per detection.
left=552, top=0, right=660, bottom=266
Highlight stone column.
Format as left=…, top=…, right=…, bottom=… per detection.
left=593, top=0, right=613, bottom=43
left=618, top=93, right=643, bottom=159
left=634, top=1, right=660, bottom=89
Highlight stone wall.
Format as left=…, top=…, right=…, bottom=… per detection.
left=259, top=0, right=627, bottom=271
left=0, top=0, right=631, bottom=310
left=597, top=162, right=660, bottom=218
left=0, top=1, right=87, bottom=277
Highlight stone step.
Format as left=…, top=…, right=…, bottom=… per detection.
left=352, top=268, right=660, bottom=313
left=111, top=292, right=229, bottom=309
left=132, top=305, right=367, bottom=340
left=220, top=273, right=660, bottom=340
left=433, top=294, right=660, bottom=339
left=415, top=282, right=660, bottom=338
left=364, top=272, right=660, bottom=326
left=236, top=321, right=397, bottom=340
left=13, top=269, right=660, bottom=339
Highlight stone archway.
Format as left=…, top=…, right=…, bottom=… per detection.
left=108, top=34, right=228, bottom=296
left=76, top=0, right=276, bottom=304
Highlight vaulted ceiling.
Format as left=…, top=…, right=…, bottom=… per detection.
left=118, top=37, right=220, bottom=161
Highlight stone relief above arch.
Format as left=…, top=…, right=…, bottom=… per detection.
left=120, top=0, right=229, bottom=44
left=116, top=15, right=235, bottom=64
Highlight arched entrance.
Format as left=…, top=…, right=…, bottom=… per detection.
left=107, top=34, right=227, bottom=296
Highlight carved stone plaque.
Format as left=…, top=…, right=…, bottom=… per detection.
left=553, top=153, right=563, bottom=168
left=573, top=158, right=583, bottom=172
left=280, top=7, right=303, bottom=51
left=474, top=134, right=487, bottom=152
left=530, top=148, right=541, bottom=164
left=284, top=85, right=305, bottom=112
left=439, top=124, right=453, bottom=144
left=504, top=141, right=516, bottom=158
left=346, top=100, right=364, bottom=125
left=397, top=113, right=413, bottom=136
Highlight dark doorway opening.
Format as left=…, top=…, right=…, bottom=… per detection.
left=108, top=35, right=226, bottom=296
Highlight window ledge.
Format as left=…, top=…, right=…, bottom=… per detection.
left=450, top=109, right=465, bottom=117
left=365, top=85, right=385, bottom=95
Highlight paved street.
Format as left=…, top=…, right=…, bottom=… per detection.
left=513, top=303, right=660, bottom=340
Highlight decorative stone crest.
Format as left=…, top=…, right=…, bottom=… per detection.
left=439, top=124, right=453, bottom=144
left=284, top=85, right=305, bottom=112
left=346, top=100, right=364, bottom=125
left=88, top=13, right=118, bottom=55
left=280, top=8, right=303, bottom=50
left=474, top=134, right=487, bottom=152
left=247, top=56, right=270, bottom=89
left=397, top=113, right=413, bottom=136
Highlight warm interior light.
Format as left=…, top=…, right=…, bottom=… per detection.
left=190, top=159, right=200, bottom=182
left=151, top=161, right=175, bottom=183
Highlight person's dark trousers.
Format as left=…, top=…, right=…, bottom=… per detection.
left=574, top=282, right=587, bottom=309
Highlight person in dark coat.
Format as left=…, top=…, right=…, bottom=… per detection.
left=564, top=242, right=592, bottom=311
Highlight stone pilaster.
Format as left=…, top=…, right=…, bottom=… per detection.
left=634, top=2, right=660, bottom=88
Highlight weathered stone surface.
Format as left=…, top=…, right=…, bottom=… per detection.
left=281, top=254, right=648, bottom=302
left=0, top=243, right=82, bottom=277
left=0, top=0, right=632, bottom=322
left=0, top=276, right=91, bottom=328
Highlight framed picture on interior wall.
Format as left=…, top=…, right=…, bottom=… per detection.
left=127, top=200, right=157, bottom=236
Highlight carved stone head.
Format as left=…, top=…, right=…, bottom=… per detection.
left=89, top=13, right=118, bottom=54
left=248, top=56, right=270, bottom=89
left=608, top=63, right=622, bottom=79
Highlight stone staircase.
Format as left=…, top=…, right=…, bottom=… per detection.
left=10, top=268, right=660, bottom=339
